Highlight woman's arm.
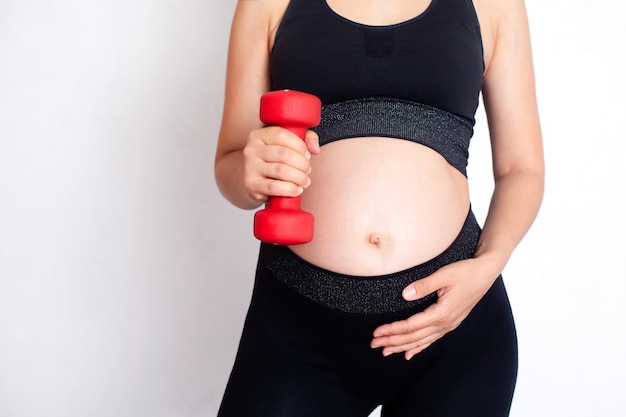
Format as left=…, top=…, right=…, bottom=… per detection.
left=475, top=0, right=544, bottom=275
left=214, top=0, right=319, bottom=210
left=371, top=0, right=544, bottom=360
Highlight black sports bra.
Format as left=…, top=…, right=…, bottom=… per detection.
left=270, top=0, right=484, bottom=176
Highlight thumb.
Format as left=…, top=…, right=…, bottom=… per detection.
left=304, top=130, right=320, bottom=155
left=403, top=274, right=438, bottom=301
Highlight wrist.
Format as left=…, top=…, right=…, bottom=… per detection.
left=471, top=247, right=511, bottom=282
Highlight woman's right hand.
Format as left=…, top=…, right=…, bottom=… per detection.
left=243, top=126, right=320, bottom=203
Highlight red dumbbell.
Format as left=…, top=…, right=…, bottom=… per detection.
left=253, top=90, right=322, bottom=245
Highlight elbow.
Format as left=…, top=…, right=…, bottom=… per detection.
left=495, top=163, right=544, bottom=184
left=494, top=163, right=545, bottom=205
left=493, top=142, right=545, bottom=192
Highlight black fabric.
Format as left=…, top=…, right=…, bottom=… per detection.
left=262, top=209, right=480, bottom=313
left=218, top=213, right=518, bottom=417
left=312, top=98, right=474, bottom=175
left=271, top=0, right=484, bottom=124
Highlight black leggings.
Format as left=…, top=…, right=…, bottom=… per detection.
left=218, top=211, right=518, bottom=417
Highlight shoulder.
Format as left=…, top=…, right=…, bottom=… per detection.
left=472, top=0, right=533, bottom=74
left=227, top=0, right=291, bottom=70
left=473, top=0, right=531, bottom=25
left=231, top=0, right=291, bottom=34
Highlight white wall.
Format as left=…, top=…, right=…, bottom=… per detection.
left=0, top=1, right=623, bottom=416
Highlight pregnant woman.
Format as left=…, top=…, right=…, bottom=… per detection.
left=214, top=0, right=544, bottom=415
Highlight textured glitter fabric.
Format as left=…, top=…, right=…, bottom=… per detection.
left=312, top=97, right=474, bottom=176
left=260, top=210, right=481, bottom=314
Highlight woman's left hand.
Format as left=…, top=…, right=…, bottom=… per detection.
left=370, top=258, right=498, bottom=360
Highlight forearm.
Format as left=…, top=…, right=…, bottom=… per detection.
left=215, top=150, right=265, bottom=211
left=473, top=168, right=544, bottom=279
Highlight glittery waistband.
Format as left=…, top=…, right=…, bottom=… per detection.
left=312, top=97, right=474, bottom=176
left=259, top=210, right=481, bottom=314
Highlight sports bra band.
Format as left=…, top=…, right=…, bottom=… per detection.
left=312, top=97, right=473, bottom=176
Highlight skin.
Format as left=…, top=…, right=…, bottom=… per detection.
left=215, top=0, right=544, bottom=360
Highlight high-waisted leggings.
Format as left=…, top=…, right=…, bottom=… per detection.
left=218, top=211, right=518, bottom=417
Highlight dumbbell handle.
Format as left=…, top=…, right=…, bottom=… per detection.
left=265, top=124, right=306, bottom=211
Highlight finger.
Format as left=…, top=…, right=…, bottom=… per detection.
left=371, top=326, right=433, bottom=350
left=244, top=158, right=309, bottom=198
left=250, top=126, right=313, bottom=179
left=373, top=304, right=442, bottom=338
left=371, top=313, right=445, bottom=349
left=403, top=331, right=446, bottom=359
left=402, top=273, right=442, bottom=301
left=265, top=126, right=310, bottom=154
left=260, top=143, right=311, bottom=172
left=379, top=333, right=442, bottom=359
left=261, top=158, right=311, bottom=188
left=404, top=339, right=437, bottom=360
left=405, top=343, right=433, bottom=360
left=304, top=130, right=320, bottom=155
left=250, top=177, right=305, bottom=198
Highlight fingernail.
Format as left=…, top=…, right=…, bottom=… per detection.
left=305, top=150, right=311, bottom=160
left=297, top=187, right=304, bottom=195
left=403, top=286, right=417, bottom=300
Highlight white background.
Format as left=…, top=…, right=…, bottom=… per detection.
left=0, top=0, right=624, bottom=416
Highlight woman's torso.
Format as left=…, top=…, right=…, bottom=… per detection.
left=268, top=0, right=485, bottom=276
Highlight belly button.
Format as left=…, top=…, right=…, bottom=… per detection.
left=368, top=234, right=383, bottom=247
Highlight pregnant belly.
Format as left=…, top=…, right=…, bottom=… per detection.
left=289, top=137, right=471, bottom=276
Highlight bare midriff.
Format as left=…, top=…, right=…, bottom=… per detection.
left=289, top=137, right=471, bottom=276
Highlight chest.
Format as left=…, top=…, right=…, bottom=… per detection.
left=270, top=0, right=484, bottom=121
